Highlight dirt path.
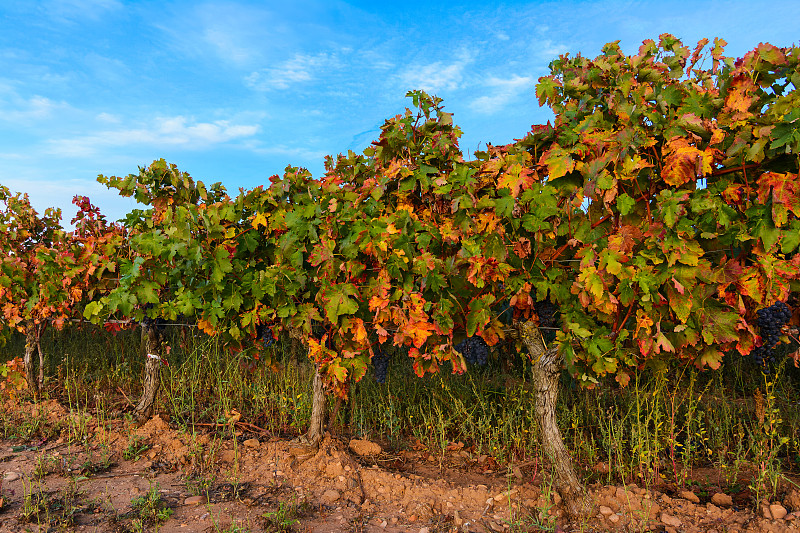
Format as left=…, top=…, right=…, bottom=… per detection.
left=1, top=400, right=799, bottom=532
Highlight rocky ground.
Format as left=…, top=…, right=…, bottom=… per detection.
left=0, top=399, right=799, bottom=532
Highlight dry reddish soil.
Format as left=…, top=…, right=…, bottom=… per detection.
left=0, top=399, right=799, bottom=532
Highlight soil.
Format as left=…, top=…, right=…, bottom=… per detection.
left=0, top=399, right=799, bottom=532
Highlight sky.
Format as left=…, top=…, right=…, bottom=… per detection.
left=1, top=0, right=798, bottom=225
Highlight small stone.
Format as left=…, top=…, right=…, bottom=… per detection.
left=786, top=490, right=800, bottom=510
left=489, top=522, right=504, bottom=532
left=2, top=472, right=20, bottom=482
left=661, top=513, right=682, bottom=528
left=711, top=493, right=733, bottom=507
left=599, top=505, right=614, bottom=516
left=349, top=439, right=382, bottom=456
left=770, top=504, right=788, bottom=520
left=184, top=495, right=206, bottom=505
left=762, top=504, right=773, bottom=520
left=679, top=490, right=700, bottom=503
left=608, top=514, right=620, bottom=523
left=453, top=510, right=463, bottom=526
left=321, top=489, right=341, bottom=505
left=706, top=503, right=722, bottom=518
left=243, top=438, right=260, bottom=449
left=419, top=528, right=430, bottom=533
left=219, top=450, right=237, bottom=463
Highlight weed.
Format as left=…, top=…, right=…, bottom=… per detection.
left=749, top=369, right=791, bottom=504
left=261, top=497, right=304, bottom=532
left=129, top=482, right=173, bottom=530
left=17, top=478, right=48, bottom=523
left=32, top=452, right=65, bottom=479
left=123, top=435, right=151, bottom=461
left=184, top=471, right=216, bottom=496
left=79, top=444, right=115, bottom=475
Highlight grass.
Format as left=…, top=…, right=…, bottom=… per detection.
left=261, top=497, right=303, bottom=532
left=1, top=322, right=799, bottom=508
left=127, top=482, right=173, bottom=532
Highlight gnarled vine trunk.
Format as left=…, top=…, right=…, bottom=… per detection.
left=134, top=322, right=162, bottom=423
left=287, top=328, right=327, bottom=448
left=23, top=321, right=46, bottom=400
left=304, top=367, right=327, bottom=445
left=518, top=320, right=592, bottom=518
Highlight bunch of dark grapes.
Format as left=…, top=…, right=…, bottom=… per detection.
left=140, top=316, right=166, bottom=334
left=140, top=304, right=167, bottom=333
left=372, top=349, right=390, bottom=384
left=455, top=336, right=489, bottom=366
left=256, top=324, right=274, bottom=348
left=751, top=301, right=792, bottom=368
left=534, top=299, right=560, bottom=342
left=534, top=299, right=559, bottom=329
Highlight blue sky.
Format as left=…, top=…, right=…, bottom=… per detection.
left=1, top=0, right=798, bottom=224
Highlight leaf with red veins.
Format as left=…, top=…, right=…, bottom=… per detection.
left=539, top=144, right=575, bottom=180
left=661, top=136, right=717, bottom=186
left=497, top=164, right=537, bottom=198
left=757, top=172, right=800, bottom=226
left=723, top=74, right=758, bottom=117
left=654, top=329, right=675, bottom=354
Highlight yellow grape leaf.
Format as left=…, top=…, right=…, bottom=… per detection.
left=251, top=212, right=267, bottom=229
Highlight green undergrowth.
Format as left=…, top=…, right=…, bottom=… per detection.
left=2, top=324, right=799, bottom=499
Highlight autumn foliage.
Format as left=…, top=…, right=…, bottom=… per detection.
left=2, top=35, right=799, bottom=399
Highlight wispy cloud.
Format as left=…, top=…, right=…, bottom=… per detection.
left=156, top=3, right=280, bottom=67
left=248, top=143, right=329, bottom=162
left=0, top=90, right=67, bottom=123
left=245, top=52, right=338, bottom=91
left=398, top=51, right=473, bottom=93
left=470, top=75, right=534, bottom=114
left=46, top=115, right=261, bottom=157
left=43, top=0, right=123, bottom=23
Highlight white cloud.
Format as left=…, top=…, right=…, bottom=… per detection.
left=46, top=116, right=261, bottom=157
left=0, top=92, right=66, bottom=123
left=156, top=4, right=280, bottom=67
left=470, top=75, right=534, bottom=114
left=247, top=142, right=329, bottom=162
left=245, top=53, right=337, bottom=91
left=538, top=40, right=570, bottom=59
left=399, top=51, right=473, bottom=93
left=96, top=112, right=121, bottom=123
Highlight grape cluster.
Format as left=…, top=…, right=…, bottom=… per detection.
left=256, top=324, right=274, bottom=348
left=140, top=316, right=166, bottom=334
left=534, top=299, right=560, bottom=342
left=455, top=336, right=489, bottom=366
left=534, top=299, right=559, bottom=329
left=141, top=303, right=167, bottom=333
left=372, top=349, right=390, bottom=384
left=751, top=301, right=792, bottom=367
